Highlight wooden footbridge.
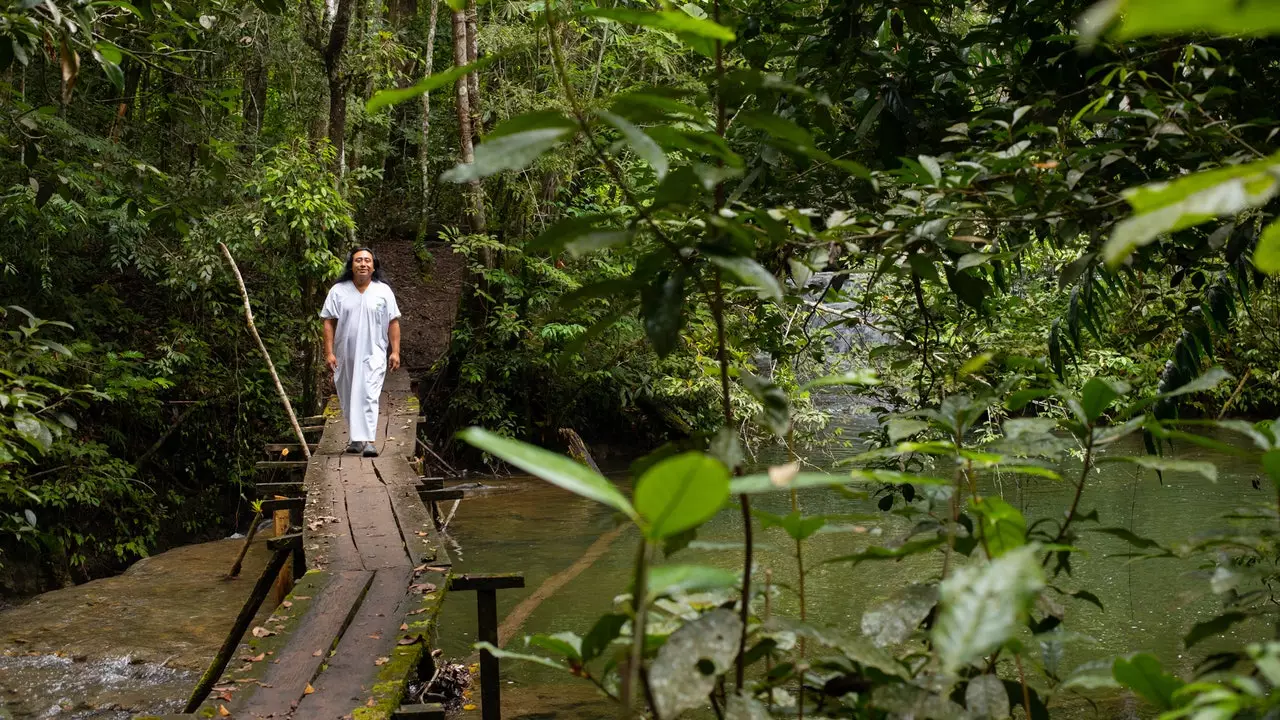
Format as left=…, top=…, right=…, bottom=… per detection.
left=140, top=372, right=522, bottom=720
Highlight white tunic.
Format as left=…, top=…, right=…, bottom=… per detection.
left=320, top=280, right=401, bottom=442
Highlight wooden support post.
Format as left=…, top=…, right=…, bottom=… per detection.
left=448, top=574, right=525, bottom=720
left=270, top=500, right=293, bottom=605
left=187, top=539, right=294, bottom=712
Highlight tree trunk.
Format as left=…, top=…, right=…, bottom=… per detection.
left=419, top=0, right=441, bottom=238
left=242, top=48, right=268, bottom=140
left=323, top=0, right=358, bottom=177
left=465, top=0, right=481, bottom=139
left=452, top=9, right=486, bottom=237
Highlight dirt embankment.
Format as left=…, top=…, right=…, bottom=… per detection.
left=370, top=239, right=466, bottom=371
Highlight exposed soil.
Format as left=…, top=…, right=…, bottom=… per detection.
left=370, top=239, right=466, bottom=371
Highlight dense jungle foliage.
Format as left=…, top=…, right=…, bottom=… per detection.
left=6, top=0, right=1280, bottom=714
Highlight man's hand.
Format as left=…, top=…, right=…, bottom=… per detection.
left=327, top=353, right=338, bottom=371
left=389, top=352, right=401, bottom=372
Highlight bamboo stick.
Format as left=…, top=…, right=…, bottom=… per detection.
left=218, top=242, right=312, bottom=461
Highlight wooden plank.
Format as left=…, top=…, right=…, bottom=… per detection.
left=344, top=469, right=412, bottom=570
left=304, top=456, right=361, bottom=573
left=393, top=703, right=446, bottom=719
left=257, top=496, right=305, bottom=515
left=416, top=488, right=464, bottom=502
left=256, top=481, right=305, bottom=496
left=299, top=414, right=327, bottom=425
left=240, top=569, right=374, bottom=717
left=264, top=442, right=319, bottom=454
left=294, top=567, right=416, bottom=715
left=448, top=573, right=525, bottom=592
left=256, top=460, right=309, bottom=471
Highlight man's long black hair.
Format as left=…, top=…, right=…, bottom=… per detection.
left=337, top=246, right=387, bottom=285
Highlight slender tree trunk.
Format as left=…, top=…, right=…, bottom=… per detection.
left=419, top=0, right=441, bottom=238
left=323, top=0, right=358, bottom=177
left=452, top=9, right=487, bottom=237
left=465, top=0, right=481, bottom=139
left=242, top=46, right=268, bottom=142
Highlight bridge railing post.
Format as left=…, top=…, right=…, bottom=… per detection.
left=447, top=573, right=526, bottom=720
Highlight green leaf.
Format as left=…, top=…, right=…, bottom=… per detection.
left=965, top=675, right=1011, bottom=719
left=1263, top=449, right=1280, bottom=489
left=730, top=469, right=945, bottom=494
left=633, top=452, right=730, bottom=539
left=755, top=509, right=825, bottom=541
left=1099, top=455, right=1217, bottom=482
left=1082, top=0, right=1280, bottom=43
left=1103, top=156, right=1280, bottom=268
left=649, top=609, right=741, bottom=719
left=1184, top=612, right=1249, bottom=649
left=932, top=545, right=1046, bottom=674
left=581, top=7, right=736, bottom=41
left=366, top=54, right=500, bottom=112
left=487, top=109, right=577, bottom=139
left=740, top=372, right=789, bottom=437
left=970, top=497, right=1027, bottom=558
left=640, top=268, right=686, bottom=357
left=800, top=368, right=880, bottom=390
left=581, top=613, right=628, bottom=663
left=1157, top=367, right=1232, bottom=400
left=708, top=255, right=783, bottom=302
left=1080, top=377, right=1130, bottom=423
left=526, top=632, right=582, bottom=661
left=1255, top=219, right=1280, bottom=274
left=1090, top=526, right=1165, bottom=551
left=473, top=642, right=572, bottom=671
left=458, top=428, right=637, bottom=520
left=887, top=418, right=929, bottom=443
left=529, top=214, right=630, bottom=256
left=1112, top=653, right=1184, bottom=710
left=826, top=537, right=946, bottom=566
left=442, top=127, right=574, bottom=183
left=645, top=564, right=739, bottom=600
left=597, top=110, right=667, bottom=180
left=861, top=584, right=938, bottom=648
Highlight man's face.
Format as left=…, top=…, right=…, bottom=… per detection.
left=352, top=251, right=374, bottom=281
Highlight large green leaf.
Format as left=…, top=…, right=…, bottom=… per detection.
left=645, top=564, right=739, bottom=600
left=597, top=110, right=668, bottom=180
left=1256, top=218, right=1280, bottom=274
left=800, top=368, right=880, bottom=390
left=473, top=642, right=572, bottom=671
left=1080, top=377, right=1130, bottom=423
left=1081, top=0, right=1280, bottom=43
left=458, top=428, right=637, bottom=520
left=649, top=609, right=741, bottom=719
left=932, top=545, right=1046, bottom=674
left=640, top=268, right=687, bottom=357
left=441, top=127, right=575, bottom=183
left=730, top=468, right=947, bottom=494
left=861, top=584, right=938, bottom=648
left=581, top=7, right=735, bottom=40
left=366, top=55, right=499, bottom=112
left=970, top=497, right=1027, bottom=558
left=708, top=255, right=783, bottom=302
left=1103, top=156, right=1280, bottom=268
left=754, top=509, right=825, bottom=541
left=633, top=452, right=730, bottom=539
left=1112, top=653, right=1184, bottom=710
left=1099, top=455, right=1218, bottom=482
left=529, top=215, right=631, bottom=257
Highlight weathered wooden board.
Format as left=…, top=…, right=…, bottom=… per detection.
left=294, top=566, right=416, bottom=715
left=241, top=569, right=373, bottom=716
left=304, top=457, right=362, bottom=573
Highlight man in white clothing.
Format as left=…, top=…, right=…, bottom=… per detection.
left=321, top=247, right=402, bottom=457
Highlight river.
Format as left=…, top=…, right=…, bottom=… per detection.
left=434, top=424, right=1265, bottom=719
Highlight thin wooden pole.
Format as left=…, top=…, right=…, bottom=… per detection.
left=227, top=509, right=263, bottom=578
left=219, top=242, right=312, bottom=461
left=188, top=541, right=293, bottom=712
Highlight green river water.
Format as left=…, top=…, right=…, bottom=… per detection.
left=434, top=429, right=1267, bottom=719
